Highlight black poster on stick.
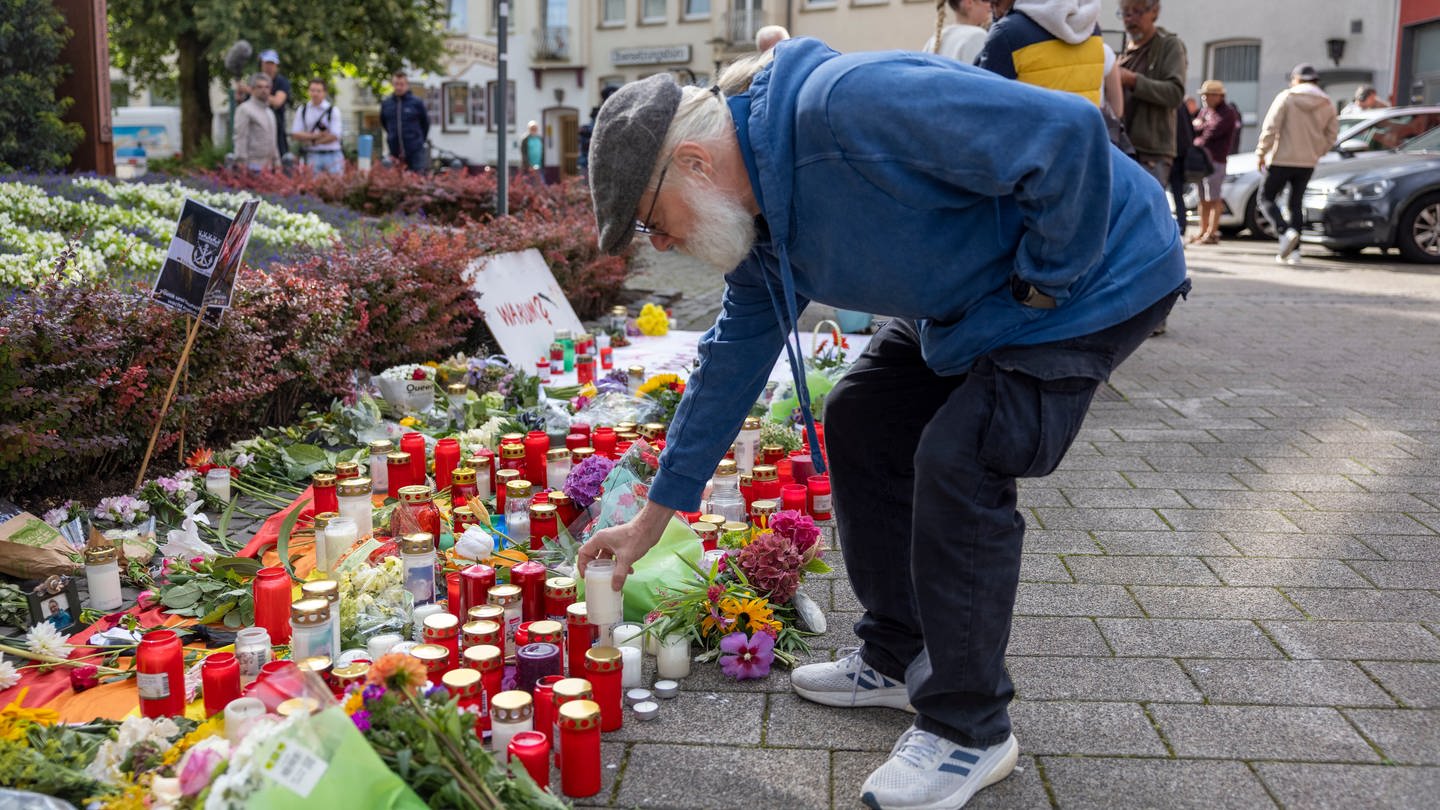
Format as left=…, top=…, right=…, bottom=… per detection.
left=201, top=199, right=259, bottom=326
left=151, top=199, right=233, bottom=318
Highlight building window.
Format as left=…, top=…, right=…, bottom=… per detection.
left=602, top=0, right=625, bottom=24
left=487, top=80, right=517, bottom=132
left=683, top=0, right=710, bottom=18
left=538, top=0, right=570, bottom=59
left=1207, top=40, right=1260, bottom=123
left=803, top=0, right=837, bottom=8
left=641, top=0, right=666, bottom=23
left=727, top=0, right=764, bottom=43
left=447, top=0, right=467, bottom=31
left=490, top=0, right=517, bottom=31
left=111, top=79, right=130, bottom=109
left=443, top=82, right=470, bottom=131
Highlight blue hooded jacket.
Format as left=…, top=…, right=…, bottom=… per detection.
left=647, top=38, right=1187, bottom=511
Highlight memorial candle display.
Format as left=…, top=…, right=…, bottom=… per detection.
left=84, top=540, right=123, bottom=611
left=442, top=668, right=485, bottom=732
left=527, top=620, right=564, bottom=646
left=200, top=652, right=240, bottom=717
left=656, top=634, right=692, bottom=679
left=559, top=700, right=602, bottom=798
left=422, top=612, right=462, bottom=670
left=620, top=646, right=643, bottom=688
left=529, top=503, right=559, bottom=551
left=808, top=473, right=833, bottom=520
left=523, top=431, right=550, bottom=487
left=289, top=599, right=332, bottom=662
left=311, top=472, right=339, bottom=515
left=467, top=448, right=495, bottom=494
left=550, top=678, right=593, bottom=767
left=299, top=579, right=341, bottom=659
left=583, top=646, right=624, bottom=732
left=463, top=619, right=501, bottom=651
left=582, top=559, right=621, bottom=643
left=464, top=644, right=503, bottom=742
left=137, top=629, right=186, bottom=718
left=410, top=643, right=451, bottom=682
left=532, top=675, right=563, bottom=755
left=488, top=584, right=522, bottom=656
left=516, top=642, right=563, bottom=692
left=505, top=480, right=533, bottom=544
left=337, top=478, right=374, bottom=540
left=399, top=486, right=442, bottom=539
left=401, top=533, right=438, bottom=607
left=566, top=602, right=595, bottom=675
left=386, top=451, right=413, bottom=498
left=433, top=437, right=461, bottom=494
left=459, top=563, right=497, bottom=619
left=752, top=464, right=782, bottom=502
left=252, top=566, right=292, bottom=644
left=509, top=560, right=547, bottom=622
left=451, top=466, right=480, bottom=510
left=368, top=439, right=393, bottom=494
left=495, top=469, right=520, bottom=515
left=235, top=626, right=271, bottom=683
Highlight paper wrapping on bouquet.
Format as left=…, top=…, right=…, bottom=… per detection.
left=0, top=500, right=82, bottom=579
left=246, top=706, right=427, bottom=809
left=767, top=368, right=837, bottom=424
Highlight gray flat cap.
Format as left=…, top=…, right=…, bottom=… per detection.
left=589, top=74, right=683, bottom=255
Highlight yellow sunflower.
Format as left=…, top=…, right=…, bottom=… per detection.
left=162, top=715, right=223, bottom=765
left=0, top=690, right=58, bottom=742
left=637, top=373, right=681, bottom=397
left=720, top=595, right=783, bottom=636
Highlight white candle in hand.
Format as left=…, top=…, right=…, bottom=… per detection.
left=583, top=559, right=622, bottom=627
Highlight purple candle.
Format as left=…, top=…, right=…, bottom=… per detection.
left=789, top=454, right=815, bottom=485
left=515, top=642, right=562, bottom=693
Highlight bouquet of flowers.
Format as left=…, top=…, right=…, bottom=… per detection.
left=338, top=555, right=415, bottom=649
left=636, top=373, right=686, bottom=425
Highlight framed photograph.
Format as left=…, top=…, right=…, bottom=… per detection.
left=26, top=575, right=80, bottom=633
left=443, top=82, right=470, bottom=132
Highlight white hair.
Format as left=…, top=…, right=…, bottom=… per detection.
left=647, top=86, right=735, bottom=186
left=755, top=25, right=791, bottom=52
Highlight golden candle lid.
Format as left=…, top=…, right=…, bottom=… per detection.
left=290, top=598, right=330, bottom=624
left=463, top=644, right=503, bottom=671
left=452, top=466, right=478, bottom=486
left=751, top=499, right=779, bottom=513
left=548, top=490, right=573, bottom=506
left=752, top=464, right=778, bottom=481
left=529, top=503, right=558, bottom=518
left=546, top=447, right=570, bottom=461
left=558, top=698, right=601, bottom=725
left=466, top=453, right=492, bottom=469
left=642, top=422, right=666, bottom=435
left=85, top=542, right=118, bottom=565
left=301, top=579, right=340, bottom=603
left=691, top=522, right=719, bottom=537
left=399, top=485, right=434, bottom=504
left=312, top=511, right=341, bottom=533
left=491, top=690, right=533, bottom=722
left=627, top=365, right=645, bottom=377
left=739, top=473, right=754, bottom=486
left=611, top=305, right=628, bottom=316
left=463, top=619, right=501, bottom=637
left=500, top=433, right=526, bottom=444
left=698, top=514, right=726, bottom=527
left=386, top=451, right=412, bottom=464
left=400, top=532, right=435, bottom=555
left=442, top=667, right=481, bottom=691
left=446, top=382, right=468, bottom=396
left=715, top=459, right=738, bottom=477
left=553, top=677, right=593, bottom=700
left=488, top=584, right=521, bottom=605
left=298, top=655, right=332, bottom=673
left=500, top=444, right=526, bottom=459
left=335, top=461, right=361, bottom=477
left=496, top=469, right=522, bottom=484
left=469, top=604, right=506, bottom=622
left=505, top=479, right=532, bottom=497
left=337, top=478, right=372, bottom=497
left=616, top=431, right=640, bottom=442
left=368, top=439, right=394, bottom=454
left=312, top=472, right=338, bottom=487
left=571, top=447, right=596, bottom=462
left=545, top=577, right=576, bottom=595
left=761, top=444, right=783, bottom=456
left=616, top=421, right=638, bottom=433
left=742, top=417, right=761, bottom=430
left=409, top=643, right=450, bottom=664
left=333, top=662, right=370, bottom=682
left=722, top=521, right=750, bottom=533
left=566, top=602, right=588, bottom=623
left=276, top=697, right=320, bottom=717
left=423, top=612, right=460, bottom=633
left=528, top=620, right=563, bottom=639
left=585, top=645, right=623, bottom=665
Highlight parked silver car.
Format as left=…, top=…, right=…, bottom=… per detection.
left=1186, top=106, right=1440, bottom=237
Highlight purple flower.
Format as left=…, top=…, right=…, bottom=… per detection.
left=363, top=684, right=387, bottom=703
left=769, top=511, right=820, bottom=556
left=351, top=709, right=372, bottom=732
left=595, top=370, right=629, bottom=395
left=563, top=455, right=615, bottom=510
left=719, top=631, right=775, bottom=680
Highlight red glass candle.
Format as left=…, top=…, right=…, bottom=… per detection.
left=201, top=652, right=240, bottom=717
left=451, top=467, right=480, bottom=511
left=463, top=619, right=501, bottom=650
left=551, top=678, right=593, bottom=767
left=445, top=572, right=462, bottom=613
left=311, top=473, right=339, bottom=515
left=570, top=422, right=591, bottom=439
left=789, top=453, right=815, bottom=486
left=434, top=438, right=461, bottom=494
left=549, top=490, right=580, bottom=528
left=510, top=560, right=548, bottom=622
left=529, top=503, right=559, bottom=551
left=442, top=667, right=486, bottom=733
left=523, top=431, right=550, bottom=488
left=739, top=473, right=756, bottom=513
left=334, top=461, right=361, bottom=481
left=566, top=603, right=595, bottom=676
left=137, top=629, right=186, bottom=718
left=592, top=428, right=617, bottom=459
left=692, top=522, right=719, bottom=552
left=464, top=644, right=503, bottom=742
left=532, top=675, right=564, bottom=754
left=424, top=612, right=462, bottom=670
left=400, top=486, right=442, bottom=538
left=387, top=451, right=413, bottom=498
left=536, top=357, right=551, bottom=381
left=516, top=621, right=534, bottom=648
left=252, top=566, right=292, bottom=644
left=808, top=473, right=832, bottom=520
left=781, top=483, right=809, bottom=514
left=411, top=643, right=451, bottom=681
left=615, top=440, right=633, bottom=457
left=460, top=564, right=497, bottom=618
left=763, top=445, right=786, bottom=466
left=401, top=432, right=428, bottom=487
left=559, top=700, right=603, bottom=798
left=575, top=354, right=595, bottom=385
left=549, top=342, right=564, bottom=367
left=252, top=660, right=307, bottom=711
left=545, top=577, right=576, bottom=622
left=508, top=730, right=551, bottom=791
left=752, top=465, right=782, bottom=501
left=583, top=646, right=624, bottom=732
left=565, top=432, right=589, bottom=451
left=599, top=345, right=613, bottom=370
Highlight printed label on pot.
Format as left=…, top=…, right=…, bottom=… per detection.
left=136, top=671, right=170, bottom=700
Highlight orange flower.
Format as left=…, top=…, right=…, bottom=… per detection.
left=185, top=447, right=215, bottom=468
left=367, top=653, right=427, bottom=692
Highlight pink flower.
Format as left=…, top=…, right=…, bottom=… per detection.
left=768, top=511, right=820, bottom=556
left=137, top=590, right=158, bottom=609
left=69, top=665, right=99, bottom=692
left=719, top=631, right=774, bottom=680
left=734, top=531, right=803, bottom=604
left=179, top=746, right=225, bottom=796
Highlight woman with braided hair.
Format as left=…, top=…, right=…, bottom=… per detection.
left=921, top=0, right=992, bottom=64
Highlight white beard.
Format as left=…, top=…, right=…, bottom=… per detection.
left=676, top=176, right=757, bottom=272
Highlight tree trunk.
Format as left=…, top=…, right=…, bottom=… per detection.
left=176, top=30, right=213, bottom=156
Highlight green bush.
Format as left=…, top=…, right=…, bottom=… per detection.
left=0, top=0, right=85, bottom=171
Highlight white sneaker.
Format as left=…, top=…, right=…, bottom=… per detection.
left=1285, top=250, right=1302, bottom=265
left=861, top=726, right=1019, bottom=810
left=1279, top=228, right=1301, bottom=258
left=791, top=648, right=914, bottom=711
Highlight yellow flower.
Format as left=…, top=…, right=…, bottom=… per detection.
left=636, top=303, right=670, bottom=336
left=0, top=689, right=58, bottom=742
left=720, top=595, right=782, bottom=636
left=162, top=714, right=223, bottom=764
left=399, top=416, right=420, bottom=427
left=344, top=690, right=364, bottom=715
left=636, top=373, right=681, bottom=397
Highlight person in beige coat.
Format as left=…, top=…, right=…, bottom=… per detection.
left=1256, top=63, right=1339, bottom=263
left=234, top=74, right=280, bottom=171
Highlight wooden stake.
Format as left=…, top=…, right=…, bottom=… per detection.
left=135, top=314, right=203, bottom=490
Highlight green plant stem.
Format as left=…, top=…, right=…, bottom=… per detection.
left=402, top=690, right=504, bottom=809
left=0, top=642, right=126, bottom=675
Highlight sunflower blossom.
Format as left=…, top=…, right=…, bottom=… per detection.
left=636, top=373, right=682, bottom=397
left=720, top=595, right=783, bottom=636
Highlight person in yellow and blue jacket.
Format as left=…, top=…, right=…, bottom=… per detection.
left=976, top=0, right=1104, bottom=106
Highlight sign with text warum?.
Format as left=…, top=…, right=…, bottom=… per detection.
left=467, top=249, right=585, bottom=366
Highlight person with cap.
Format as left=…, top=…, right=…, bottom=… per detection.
left=1341, top=84, right=1386, bottom=116
left=521, top=121, right=545, bottom=177
left=1256, top=63, right=1339, bottom=264
left=1116, top=0, right=1186, bottom=187
left=233, top=73, right=279, bottom=171
left=921, top=0, right=990, bottom=65
left=1189, top=79, right=1240, bottom=244
left=380, top=71, right=431, bottom=173
left=577, top=38, right=1188, bottom=809
left=237, top=50, right=291, bottom=158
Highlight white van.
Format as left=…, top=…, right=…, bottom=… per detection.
left=111, top=106, right=182, bottom=177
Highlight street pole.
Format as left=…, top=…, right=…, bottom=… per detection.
left=496, top=0, right=509, bottom=216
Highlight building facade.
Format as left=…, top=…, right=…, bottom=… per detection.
left=1397, top=0, right=1440, bottom=104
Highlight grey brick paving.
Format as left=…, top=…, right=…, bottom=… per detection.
left=604, top=235, right=1440, bottom=807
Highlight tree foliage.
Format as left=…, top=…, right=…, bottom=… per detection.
left=108, top=0, right=450, bottom=154
left=0, top=0, right=85, bottom=171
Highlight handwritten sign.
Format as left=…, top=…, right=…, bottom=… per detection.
left=467, top=249, right=584, bottom=366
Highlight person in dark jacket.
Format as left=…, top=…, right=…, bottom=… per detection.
left=380, top=72, right=430, bottom=172
left=1118, top=0, right=1186, bottom=186
left=1190, top=79, right=1241, bottom=243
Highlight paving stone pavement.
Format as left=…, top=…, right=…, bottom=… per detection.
left=593, top=238, right=1440, bottom=808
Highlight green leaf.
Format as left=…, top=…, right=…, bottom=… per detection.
left=160, top=583, right=201, bottom=609
left=211, top=556, right=263, bottom=578
left=274, top=498, right=311, bottom=581
left=197, top=599, right=237, bottom=625
left=280, top=444, right=330, bottom=480
left=801, top=558, right=833, bottom=575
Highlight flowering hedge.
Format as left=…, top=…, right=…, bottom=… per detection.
left=0, top=175, right=340, bottom=289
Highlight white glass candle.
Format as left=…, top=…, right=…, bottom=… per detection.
left=84, top=546, right=123, bottom=611
left=234, top=626, right=271, bottom=684
left=546, top=451, right=571, bottom=491
left=367, top=633, right=404, bottom=660
left=224, top=697, right=266, bottom=744
left=412, top=604, right=445, bottom=643
left=368, top=440, right=392, bottom=495
left=205, top=468, right=232, bottom=502
left=583, top=559, right=622, bottom=628
left=337, top=478, right=374, bottom=539
left=735, top=418, right=762, bottom=474
left=300, top=580, right=342, bottom=661
left=620, top=646, right=643, bottom=688
left=322, top=517, right=358, bottom=576
left=656, top=633, right=691, bottom=679
left=401, top=534, right=438, bottom=609
left=611, top=622, right=644, bottom=650
left=490, top=691, right=533, bottom=755
left=289, top=600, right=332, bottom=662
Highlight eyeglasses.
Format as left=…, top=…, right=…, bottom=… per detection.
left=633, top=160, right=672, bottom=238
left=1116, top=4, right=1155, bottom=19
